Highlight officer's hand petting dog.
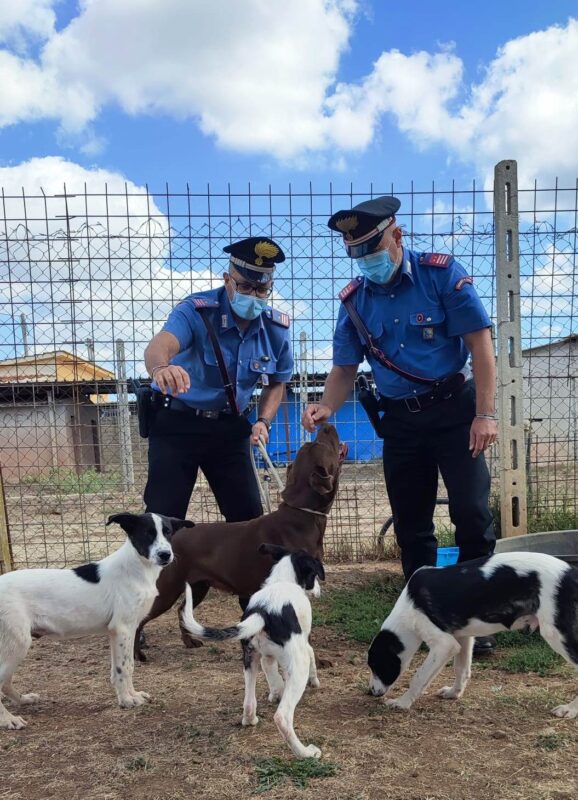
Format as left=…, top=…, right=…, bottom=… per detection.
left=301, top=403, right=332, bottom=433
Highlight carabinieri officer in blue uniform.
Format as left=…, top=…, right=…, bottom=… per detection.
left=143, top=237, right=293, bottom=523
left=302, top=196, right=498, bottom=653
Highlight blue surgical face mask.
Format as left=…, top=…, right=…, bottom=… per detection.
left=229, top=290, right=268, bottom=320
left=357, top=249, right=399, bottom=285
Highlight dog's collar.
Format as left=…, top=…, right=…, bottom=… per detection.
left=283, top=503, right=329, bottom=518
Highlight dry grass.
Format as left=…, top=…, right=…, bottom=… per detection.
left=2, top=562, right=578, bottom=800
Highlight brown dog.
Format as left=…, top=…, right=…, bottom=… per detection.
left=135, top=423, right=346, bottom=661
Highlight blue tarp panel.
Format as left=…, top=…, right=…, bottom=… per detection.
left=249, top=389, right=381, bottom=464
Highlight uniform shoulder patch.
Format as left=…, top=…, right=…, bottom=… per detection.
left=191, top=297, right=220, bottom=309
left=338, top=276, right=363, bottom=301
left=454, top=276, right=474, bottom=291
left=419, top=252, right=453, bottom=268
left=266, top=308, right=290, bottom=328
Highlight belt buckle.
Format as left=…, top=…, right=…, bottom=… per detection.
left=202, top=410, right=219, bottom=420
left=404, top=395, right=422, bottom=413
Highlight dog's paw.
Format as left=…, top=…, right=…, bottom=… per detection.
left=19, top=693, right=40, bottom=705
left=0, top=714, right=27, bottom=730
left=241, top=714, right=259, bottom=727
left=308, top=676, right=320, bottom=689
left=385, top=697, right=412, bottom=711
left=551, top=703, right=578, bottom=719
left=181, top=634, right=203, bottom=649
left=436, top=685, right=462, bottom=700
left=301, top=744, right=322, bottom=759
left=119, top=692, right=149, bottom=709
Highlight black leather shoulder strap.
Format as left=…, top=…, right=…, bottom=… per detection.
left=195, top=307, right=240, bottom=415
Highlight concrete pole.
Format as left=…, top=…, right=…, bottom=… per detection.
left=494, top=160, right=528, bottom=537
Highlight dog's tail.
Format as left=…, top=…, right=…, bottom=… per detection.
left=180, top=583, right=265, bottom=641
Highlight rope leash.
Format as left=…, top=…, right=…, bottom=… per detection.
left=250, top=435, right=284, bottom=514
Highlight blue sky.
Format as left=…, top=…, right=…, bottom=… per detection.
left=1, top=1, right=578, bottom=193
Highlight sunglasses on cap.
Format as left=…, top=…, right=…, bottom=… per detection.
left=344, top=217, right=395, bottom=258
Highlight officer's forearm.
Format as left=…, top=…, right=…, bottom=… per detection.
left=320, top=365, right=358, bottom=413
left=144, top=332, right=180, bottom=376
left=464, top=328, right=496, bottom=415
left=257, top=382, right=285, bottom=422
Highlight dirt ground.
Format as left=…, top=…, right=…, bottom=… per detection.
left=2, top=562, right=577, bottom=800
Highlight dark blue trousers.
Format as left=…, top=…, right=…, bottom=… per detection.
left=381, top=381, right=495, bottom=580
left=143, top=407, right=263, bottom=522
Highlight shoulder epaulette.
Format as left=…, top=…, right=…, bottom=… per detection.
left=191, top=297, right=220, bottom=309
left=265, top=308, right=290, bottom=328
left=418, top=253, right=453, bottom=268
left=338, top=276, right=363, bottom=301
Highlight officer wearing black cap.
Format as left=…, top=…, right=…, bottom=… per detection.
left=302, top=196, right=498, bottom=653
left=143, top=237, right=293, bottom=523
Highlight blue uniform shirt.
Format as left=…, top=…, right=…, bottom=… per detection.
left=155, top=287, right=293, bottom=411
left=333, top=248, right=491, bottom=400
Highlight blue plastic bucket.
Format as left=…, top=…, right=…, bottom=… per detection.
left=436, top=546, right=459, bottom=567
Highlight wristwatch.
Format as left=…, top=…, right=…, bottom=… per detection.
left=256, top=416, right=272, bottom=432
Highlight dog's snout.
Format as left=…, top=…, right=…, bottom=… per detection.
left=368, top=675, right=387, bottom=697
left=157, top=550, right=173, bottom=565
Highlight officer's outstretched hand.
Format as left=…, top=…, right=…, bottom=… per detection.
left=302, top=403, right=332, bottom=433
left=154, top=365, right=190, bottom=395
left=469, top=417, right=498, bottom=458
left=251, top=421, right=269, bottom=445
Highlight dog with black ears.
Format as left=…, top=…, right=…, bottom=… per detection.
left=0, top=512, right=192, bottom=730
left=180, top=544, right=325, bottom=759
left=368, top=552, right=578, bottom=718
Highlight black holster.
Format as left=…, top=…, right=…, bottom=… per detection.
left=357, top=375, right=383, bottom=439
left=136, top=386, right=155, bottom=439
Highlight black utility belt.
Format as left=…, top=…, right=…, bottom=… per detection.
left=379, top=374, right=468, bottom=414
left=153, top=392, right=243, bottom=419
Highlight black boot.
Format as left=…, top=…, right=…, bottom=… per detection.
left=473, top=635, right=497, bottom=656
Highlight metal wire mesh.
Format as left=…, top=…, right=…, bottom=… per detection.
left=0, top=179, right=576, bottom=568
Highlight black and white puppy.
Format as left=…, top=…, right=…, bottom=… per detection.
left=368, top=552, right=578, bottom=718
left=0, top=512, right=193, bottom=730
left=180, top=544, right=325, bottom=759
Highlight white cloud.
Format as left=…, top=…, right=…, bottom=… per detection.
left=38, top=0, right=358, bottom=159
left=462, top=21, right=578, bottom=187
left=0, top=156, right=313, bottom=374
left=1, top=6, right=577, bottom=183
left=0, top=157, right=216, bottom=372
left=355, top=21, right=578, bottom=188
left=0, top=0, right=56, bottom=48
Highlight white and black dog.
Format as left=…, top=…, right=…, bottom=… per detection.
left=368, top=552, right=578, bottom=719
left=0, top=512, right=193, bottom=730
left=180, top=544, right=325, bottom=759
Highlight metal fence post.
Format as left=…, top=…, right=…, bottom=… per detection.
left=115, top=339, right=135, bottom=491
left=494, top=160, right=528, bottom=537
left=0, top=465, right=13, bottom=573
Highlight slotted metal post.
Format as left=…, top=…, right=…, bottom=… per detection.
left=299, top=331, right=310, bottom=445
left=494, top=160, right=528, bottom=537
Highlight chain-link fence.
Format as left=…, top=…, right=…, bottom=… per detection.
left=0, top=175, right=576, bottom=568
